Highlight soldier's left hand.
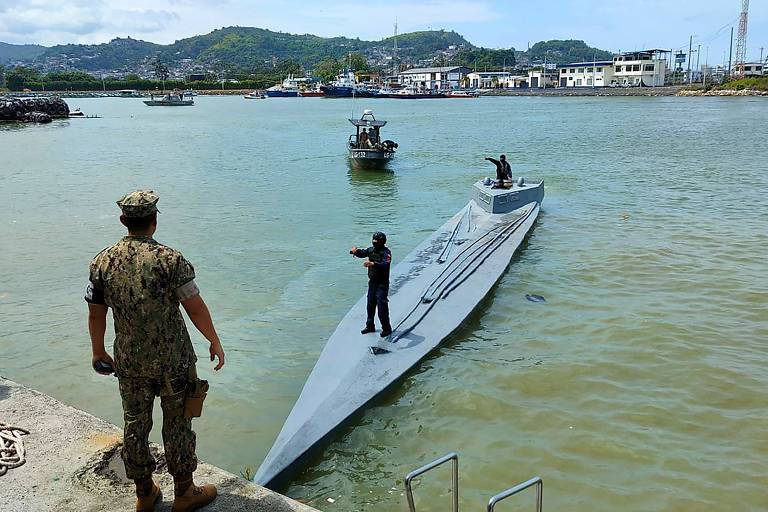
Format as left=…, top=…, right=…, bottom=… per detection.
left=363, top=261, right=374, bottom=268
left=210, top=340, right=225, bottom=371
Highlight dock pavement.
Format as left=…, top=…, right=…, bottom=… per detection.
left=0, top=377, right=321, bottom=512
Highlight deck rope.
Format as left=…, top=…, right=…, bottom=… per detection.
left=0, top=423, right=29, bottom=476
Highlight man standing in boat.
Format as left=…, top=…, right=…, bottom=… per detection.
left=485, top=154, right=512, bottom=188
left=350, top=231, right=393, bottom=338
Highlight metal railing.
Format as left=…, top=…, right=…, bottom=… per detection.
left=487, top=476, right=543, bottom=512
left=404, top=452, right=459, bottom=512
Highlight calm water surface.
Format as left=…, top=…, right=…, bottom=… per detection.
left=1, top=96, right=766, bottom=511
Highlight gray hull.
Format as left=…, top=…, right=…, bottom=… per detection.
left=348, top=149, right=394, bottom=169
left=255, top=181, right=544, bottom=488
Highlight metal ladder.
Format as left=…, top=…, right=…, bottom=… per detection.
left=404, top=453, right=543, bottom=512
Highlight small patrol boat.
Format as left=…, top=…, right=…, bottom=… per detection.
left=255, top=175, right=544, bottom=489
left=347, top=110, right=397, bottom=170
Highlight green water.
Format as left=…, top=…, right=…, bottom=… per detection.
left=1, top=96, right=766, bottom=511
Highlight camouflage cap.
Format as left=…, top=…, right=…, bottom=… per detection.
left=116, top=190, right=160, bottom=218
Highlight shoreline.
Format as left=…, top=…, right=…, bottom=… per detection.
left=676, top=88, right=768, bottom=97
left=0, top=85, right=768, bottom=99
left=0, top=376, right=321, bottom=512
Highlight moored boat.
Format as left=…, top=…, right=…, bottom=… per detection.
left=255, top=175, right=544, bottom=488
left=446, top=89, right=480, bottom=98
left=347, top=110, right=397, bottom=169
left=143, top=91, right=194, bottom=106
left=265, top=76, right=301, bottom=97
left=244, top=91, right=266, bottom=99
left=387, top=85, right=446, bottom=99
left=321, top=69, right=377, bottom=98
left=298, top=84, right=324, bottom=97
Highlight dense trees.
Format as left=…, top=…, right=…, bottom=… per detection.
left=526, top=40, right=613, bottom=64
left=6, top=66, right=41, bottom=90
left=453, top=48, right=516, bottom=71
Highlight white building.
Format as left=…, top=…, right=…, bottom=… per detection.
left=557, top=61, right=613, bottom=87
left=398, top=66, right=472, bottom=90
left=612, top=50, right=667, bottom=86
left=466, top=71, right=530, bottom=89
left=732, top=62, right=765, bottom=77
left=527, top=69, right=558, bottom=88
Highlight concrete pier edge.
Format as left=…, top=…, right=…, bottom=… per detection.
left=0, top=376, right=321, bottom=512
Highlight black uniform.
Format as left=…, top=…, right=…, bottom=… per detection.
left=353, top=245, right=392, bottom=332
left=486, top=157, right=512, bottom=183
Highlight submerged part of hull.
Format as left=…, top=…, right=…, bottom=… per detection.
left=255, top=182, right=544, bottom=488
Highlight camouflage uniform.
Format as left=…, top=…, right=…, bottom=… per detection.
left=86, top=190, right=201, bottom=480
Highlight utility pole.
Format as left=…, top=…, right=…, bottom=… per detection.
left=703, top=46, right=709, bottom=89
left=696, top=44, right=701, bottom=82
left=728, top=27, right=734, bottom=76
left=761, top=47, right=764, bottom=63
left=687, top=35, right=693, bottom=84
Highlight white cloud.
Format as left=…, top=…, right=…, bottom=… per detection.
left=0, top=0, right=179, bottom=45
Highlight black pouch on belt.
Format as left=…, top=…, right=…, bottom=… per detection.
left=184, top=378, right=209, bottom=419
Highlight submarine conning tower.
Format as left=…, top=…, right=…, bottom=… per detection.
left=472, top=179, right=545, bottom=214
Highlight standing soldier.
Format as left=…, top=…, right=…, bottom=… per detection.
left=350, top=231, right=393, bottom=338
left=85, top=190, right=224, bottom=512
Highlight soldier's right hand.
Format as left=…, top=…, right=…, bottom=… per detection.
left=350, top=246, right=358, bottom=255
left=210, top=340, right=225, bottom=371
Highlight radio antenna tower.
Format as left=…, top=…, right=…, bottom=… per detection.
left=734, top=0, right=749, bottom=76
left=391, top=20, right=399, bottom=75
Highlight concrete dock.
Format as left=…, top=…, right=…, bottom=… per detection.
left=0, top=377, right=321, bottom=512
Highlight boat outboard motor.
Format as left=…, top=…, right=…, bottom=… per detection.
left=372, top=231, right=386, bottom=249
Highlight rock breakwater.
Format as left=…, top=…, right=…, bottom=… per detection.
left=0, top=97, right=70, bottom=123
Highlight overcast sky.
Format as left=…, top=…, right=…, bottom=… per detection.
left=1, top=0, right=767, bottom=62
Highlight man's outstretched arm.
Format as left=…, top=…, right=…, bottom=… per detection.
left=181, top=294, right=225, bottom=371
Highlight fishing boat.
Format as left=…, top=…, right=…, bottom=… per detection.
left=143, top=91, right=194, bottom=106
left=321, top=69, right=377, bottom=98
left=244, top=91, right=266, bottom=99
left=347, top=110, right=397, bottom=169
left=265, top=76, right=301, bottom=97
left=255, top=174, right=544, bottom=489
left=298, top=84, right=324, bottom=97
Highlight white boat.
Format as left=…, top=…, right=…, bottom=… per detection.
left=255, top=176, right=544, bottom=488
left=446, top=90, right=480, bottom=98
left=265, top=76, right=304, bottom=97
left=244, top=91, right=266, bottom=99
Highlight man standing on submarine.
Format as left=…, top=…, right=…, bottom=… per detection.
left=350, top=231, right=393, bottom=338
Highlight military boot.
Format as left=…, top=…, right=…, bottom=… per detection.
left=171, top=474, right=217, bottom=512
left=135, top=477, right=162, bottom=512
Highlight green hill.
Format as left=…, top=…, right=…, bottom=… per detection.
left=1, top=30, right=614, bottom=75
left=11, top=28, right=473, bottom=72
left=522, top=40, right=614, bottom=65
left=0, top=42, right=46, bottom=64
